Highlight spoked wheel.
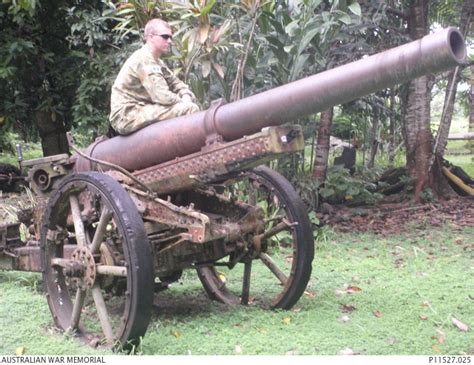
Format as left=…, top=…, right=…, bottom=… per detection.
left=40, top=172, right=154, bottom=350
left=196, top=165, right=314, bottom=309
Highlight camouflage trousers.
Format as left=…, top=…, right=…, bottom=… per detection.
left=112, top=101, right=200, bottom=135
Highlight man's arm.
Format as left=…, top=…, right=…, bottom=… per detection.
left=139, top=63, right=183, bottom=106
left=160, top=63, right=196, bottom=101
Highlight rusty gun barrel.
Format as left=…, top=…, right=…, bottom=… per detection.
left=75, top=27, right=466, bottom=172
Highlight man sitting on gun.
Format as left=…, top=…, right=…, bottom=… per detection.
left=109, top=18, right=200, bottom=135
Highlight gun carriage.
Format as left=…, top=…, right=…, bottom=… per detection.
left=0, top=28, right=466, bottom=349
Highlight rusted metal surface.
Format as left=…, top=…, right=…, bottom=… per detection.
left=0, top=222, right=22, bottom=248
left=22, top=154, right=72, bottom=196
left=0, top=244, right=76, bottom=272
left=127, top=184, right=265, bottom=275
left=74, top=27, right=466, bottom=173
left=133, top=125, right=304, bottom=194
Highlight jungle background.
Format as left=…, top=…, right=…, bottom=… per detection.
left=0, top=0, right=473, bottom=356
left=0, top=0, right=473, bottom=204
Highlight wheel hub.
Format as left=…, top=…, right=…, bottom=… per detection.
left=69, top=247, right=97, bottom=290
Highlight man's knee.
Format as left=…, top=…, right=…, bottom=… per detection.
left=154, top=101, right=199, bottom=121
left=112, top=101, right=200, bottom=135
left=176, top=101, right=199, bottom=115
left=113, top=122, right=139, bottom=135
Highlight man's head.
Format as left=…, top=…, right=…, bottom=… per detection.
left=144, top=19, right=173, bottom=58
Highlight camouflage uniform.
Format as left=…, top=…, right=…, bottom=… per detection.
left=110, top=45, right=199, bottom=135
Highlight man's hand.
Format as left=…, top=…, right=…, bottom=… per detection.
left=181, top=94, right=193, bottom=103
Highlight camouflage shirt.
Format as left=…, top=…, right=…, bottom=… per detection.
left=110, top=45, right=195, bottom=127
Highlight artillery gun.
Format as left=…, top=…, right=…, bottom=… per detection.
left=0, top=28, right=466, bottom=349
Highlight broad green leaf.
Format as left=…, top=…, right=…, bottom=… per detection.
left=202, top=60, right=211, bottom=78
left=348, top=1, right=362, bottom=17
left=347, top=186, right=360, bottom=195
left=290, top=53, right=310, bottom=80
left=284, top=45, right=294, bottom=54
left=338, top=13, right=352, bottom=25
left=212, top=63, right=224, bottom=79
left=297, top=27, right=320, bottom=56
left=284, top=20, right=299, bottom=37
left=308, top=0, right=323, bottom=8
left=200, top=0, right=217, bottom=16
left=319, top=187, right=335, bottom=198
left=198, top=23, right=210, bottom=44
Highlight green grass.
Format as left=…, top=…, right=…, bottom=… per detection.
left=445, top=154, right=474, bottom=176
left=0, top=142, right=42, bottom=166
left=1, top=225, right=472, bottom=355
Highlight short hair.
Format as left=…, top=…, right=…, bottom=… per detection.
left=144, top=19, right=171, bottom=41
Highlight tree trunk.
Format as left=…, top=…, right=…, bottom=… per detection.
left=388, top=88, right=396, bottom=165
left=433, top=66, right=461, bottom=158
left=367, top=105, right=380, bottom=169
left=403, top=0, right=432, bottom=201
left=434, top=0, right=472, bottom=158
left=312, top=108, right=333, bottom=183
left=470, top=64, right=474, bottom=155
left=35, top=110, right=69, bottom=157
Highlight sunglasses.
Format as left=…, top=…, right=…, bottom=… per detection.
left=154, top=34, right=172, bottom=40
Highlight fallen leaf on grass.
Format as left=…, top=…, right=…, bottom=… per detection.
left=337, top=315, right=350, bottom=322
left=171, top=330, right=182, bottom=338
left=394, top=258, right=404, bottom=268
left=15, top=347, right=26, bottom=356
left=432, top=335, right=445, bottom=344
left=419, top=314, right=429, bottom=321
left=346, top=286, right=362, bottom=294
left=432, top=345, right=442, bottom=353
left=234, top=345, right=242, bottom=354
left=454, top=236, right=464, bottom=244
left=373, top=310, right=383, bottom=318
left=341, top=304, right=356, bottom=313
left=388, top=338, right=397, bottom=345
left=339, top=347, right=360, bottom=355
left=282, top=317, right=291, bottom=325
left=218, top=272, right=226, bottom=283
left=304, top=291, right=316, bottom=298
left=452, top=318, right=469, bottom=332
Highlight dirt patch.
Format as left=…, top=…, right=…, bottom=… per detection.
left=317, top=196, right=474, bottom=235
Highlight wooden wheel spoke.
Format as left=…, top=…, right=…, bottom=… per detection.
left=43, top=173, right=154, bottom=348
left=91, top=284, right=114, bottom=345
left=69, top=289, right=86, bottom=331
left=241, top=261, right=252, bottom=305
left=69, top=195, right=87, bottom=248
left=90, top=207, right=112, bottom=254
left=259, top=252, right=288, bottom=285
left=260, top=219, right=291, bottom=241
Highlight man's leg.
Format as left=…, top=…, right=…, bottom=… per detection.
left=116, top=101, right=200, bottom=135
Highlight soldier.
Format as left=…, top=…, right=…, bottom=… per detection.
left=110, top=19, right=199, bottom=135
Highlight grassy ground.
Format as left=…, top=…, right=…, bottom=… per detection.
left=1, top=225, right=472, bottom=355
left=445, top=152, right=474, bottom=177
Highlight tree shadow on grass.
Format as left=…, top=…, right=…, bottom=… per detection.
left=151, top=283, right=235, bottom=320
